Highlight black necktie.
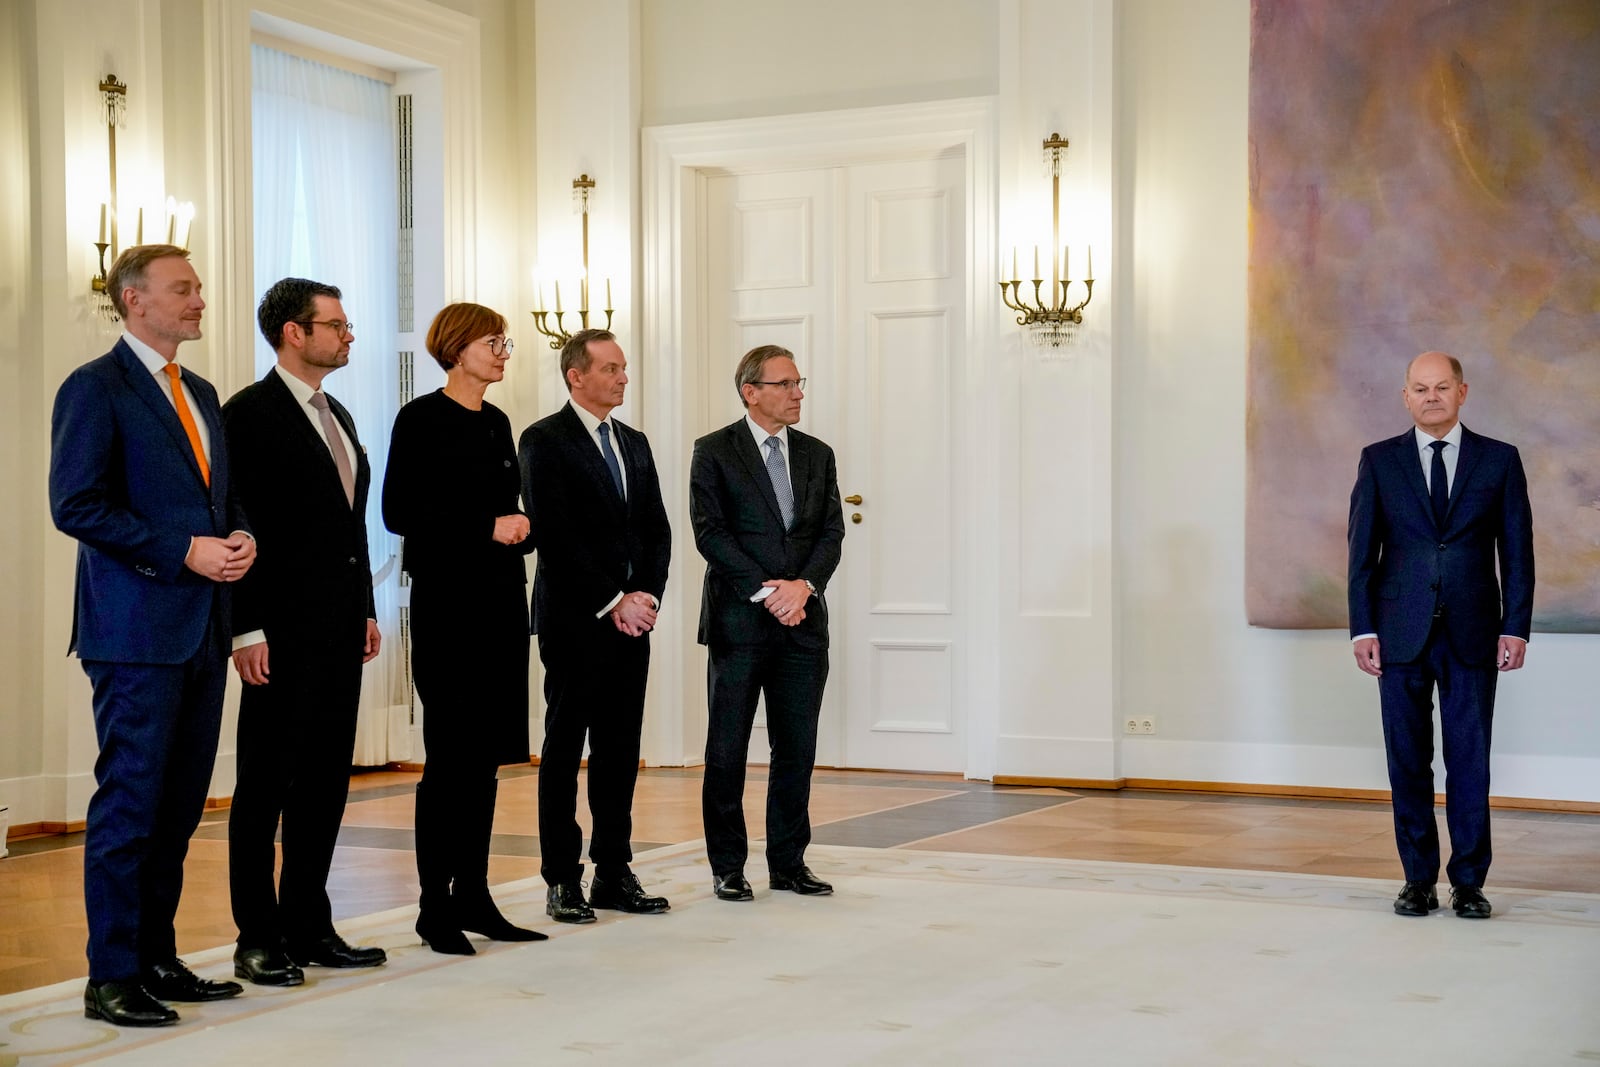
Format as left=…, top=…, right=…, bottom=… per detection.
left=1429, top=440, right=1449, bottom=527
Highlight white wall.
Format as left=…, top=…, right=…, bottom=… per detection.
left=1113, top=1, right=1600, bottom=801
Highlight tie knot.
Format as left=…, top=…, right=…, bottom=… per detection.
left=598, top=421, right=610, bottom=438
left=766, top=436, right=781, bottom=451
left=309, top=391, right=329, bottom=411
left=1430, top=440, right=1447, bottom=454
left=162, top=362, right=181, bottom=382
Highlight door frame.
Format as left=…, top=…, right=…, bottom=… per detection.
left=640, top=97, right=1000, bottom=780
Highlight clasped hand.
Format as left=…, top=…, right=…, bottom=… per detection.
left=492, top=513, right=530, bottom=545
left=611, top=592, right=658, bottom=636
left=763, top=578, right=810, bottom=627
left=186, top=531, right=256, bottom=583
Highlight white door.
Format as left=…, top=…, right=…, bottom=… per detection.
left=702, top=151, right=967, bottom=773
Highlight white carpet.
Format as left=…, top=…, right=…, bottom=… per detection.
left=4, top=842, right=1599, bottom=1066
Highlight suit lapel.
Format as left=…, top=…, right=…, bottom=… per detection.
left=263, top=370, right=355, bottom=508
left=326, top=393, right=371, bottom=501
left=561, top=404, right=626, bottom=516
left=1391, top=430, right=1434, bottom=524
left=114, top=341, right=211, bottom=492
left=1447, top=426, right=1483, bottom=525
left=731, top=421, right=788, bottom=529
left=787, top=430, right=812, bottom=518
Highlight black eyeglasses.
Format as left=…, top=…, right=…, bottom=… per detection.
left=298, top=319, right=354, bottom=336
left=752, top=378, right=806, bottom=392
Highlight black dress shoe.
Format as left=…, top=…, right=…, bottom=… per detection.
left=84, top=980, right=180, bottom=1027
left=456, top=897, right=549, bottom=942
left=546, top=882, right=597, bottom=924
left=770, top=865, right=833, bottom=896
left=1393, top=881, right=1439, bottom=916
left=143, top=958, right=244, bottom=1002
left=590, top=872, right=671, bottom=914
left=1450, top=885, right=1492, bottom=919
left=416, top=911, right=475, bottom=956
left=713, top=871, right=754, bottom=901
left=287, top=934, right=387, bottom=969
left=233, top=945, right=305, bottom=987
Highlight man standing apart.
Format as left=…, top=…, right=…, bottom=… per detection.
left=519, top=329, right=672, bottom=923
left=1348, top=350, right=1534, bottom=920
left=690, top=345, right=845, bottom=902
left=224, top=278, right=387, bottom=986
left=50, top=245, right=255, bottom=1026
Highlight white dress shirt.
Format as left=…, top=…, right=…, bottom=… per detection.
left=566, top=400, right=650, bottom=617
left=745, top=415, right=792, bottom=603
left=123, top=330, right=211, bottom=460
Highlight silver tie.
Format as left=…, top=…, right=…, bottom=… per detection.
left=309, top=392, right=356, bottom=508
left=765, top=436, right=794, bottom=530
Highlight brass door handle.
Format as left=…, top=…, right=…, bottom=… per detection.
left=844, top=494, right=863, bottom=505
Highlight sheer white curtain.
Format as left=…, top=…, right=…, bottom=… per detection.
left=252, top=44, right=407, bottom=764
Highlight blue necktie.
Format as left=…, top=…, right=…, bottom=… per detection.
left=765, top=436, right=795, bottom=530
left=599, top=422, right=624, bottom=500
left=1429, top=440, right=1449, bottom=527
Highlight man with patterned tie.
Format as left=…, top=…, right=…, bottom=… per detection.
left=518, top=329, right=673, bottom=923
left=50, top=245, right=255, bottom=1026
left=1348, top=350, right=1534, bottom=921
left=222, top=278, right=387, bottom=985
left=690, top=345, right=846, bottom=902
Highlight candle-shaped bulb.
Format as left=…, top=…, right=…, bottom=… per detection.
left=1012, top=248, right=1018, bottom=283
left=606, top=278, right=613, bottom=310
left=1033, top=245, right=1040, bottom=279
left=1087, top=246, right=1094, bottom=280
left=554, top=281, right=562, bottom=314
left=98, top=203, right=107, bottom=243
left=1064, top=245, right=1070, bottom=281
left=136, top=207, right=143, bottom=245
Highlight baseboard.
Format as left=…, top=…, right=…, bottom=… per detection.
left=990, top=774, right=1600, bottom=814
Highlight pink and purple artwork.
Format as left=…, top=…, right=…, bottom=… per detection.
left=1247, top=0, right=1600, bottom=631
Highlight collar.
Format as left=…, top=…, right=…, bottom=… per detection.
left=1413, top=423, right=1463, bottom=452
left=121, top=330, right=177, bottom=376
left=272, top=363, right=322, bottom=408
left=568, top=398, right=616, bottom=438
left=744, top=414, right=789, bottom=450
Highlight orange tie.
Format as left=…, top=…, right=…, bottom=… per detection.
left=162, top=362, right=211, bottom=486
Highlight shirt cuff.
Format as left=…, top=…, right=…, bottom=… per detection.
left=233, top=630, right=267, bottom=651
left=1499, top=635, right=1527, bottom=644
left=749, top=586, right=775, bottom=603
left=1350, top=633, right=1376, bottom=643
left=596, top=591, right=624, bottom=618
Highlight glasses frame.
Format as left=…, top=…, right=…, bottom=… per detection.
left=478, top=335, right=515, bottom=357
left=297, top=318, right=354, bottom=337
left=751, top=377, right=807, bottom=392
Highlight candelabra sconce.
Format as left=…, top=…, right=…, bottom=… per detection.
left=531, top=174, right=615, bottom=349
left=1000, top=132, right=1095, bottom=350
left=88, top=74, right=195, bottom=323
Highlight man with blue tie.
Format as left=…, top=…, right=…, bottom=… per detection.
left=518, top=329, right=673, bottom=923
left=50, top=245, right=256, bottom=1025
left=1348, top=350, right=1534, bottom=920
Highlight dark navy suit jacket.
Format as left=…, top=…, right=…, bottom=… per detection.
left=49, top=338, right=247, bottom=664
left=1347, top=425, right=1534, bottom=666
left=689, top=419, right=845, bottom=650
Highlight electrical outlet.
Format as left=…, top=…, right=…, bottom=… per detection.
left=1124, top=718, right=1140, bottom=735
left=1138, top=717, right=1156, bottom=735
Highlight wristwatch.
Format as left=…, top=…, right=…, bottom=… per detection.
left=803, top=579, right=816, bottom=596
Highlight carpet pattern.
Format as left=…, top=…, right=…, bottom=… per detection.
left=3, top=842, right=1598, bottom=1065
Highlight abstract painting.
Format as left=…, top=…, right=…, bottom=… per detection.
left=1247, top=0, right=1600, bottom=630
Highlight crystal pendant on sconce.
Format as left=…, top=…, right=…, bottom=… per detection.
left=1027, top=318, right=1080, bottom=351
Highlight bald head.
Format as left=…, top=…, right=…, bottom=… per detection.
left=1402, top=350, right=1468, bottom=438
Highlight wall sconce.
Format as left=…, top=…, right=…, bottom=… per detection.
left=531, top=173, right=615, bottom=349
left=999, top=133, right=1094, bottom=349
left=89, top=73, right=195, bottom=322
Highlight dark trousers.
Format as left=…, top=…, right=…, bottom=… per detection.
left=81, top=627, right=228, bottom=982
left=536, top=624, right=649, bottom=885
left=1379, top=622, right=1497, bottom=888
left=702, top=641, right=828, bottom=876
left=227, top=644, right=362, bottom=948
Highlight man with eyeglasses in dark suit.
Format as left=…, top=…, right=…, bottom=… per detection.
left=690, top=344, right=845, bottom=903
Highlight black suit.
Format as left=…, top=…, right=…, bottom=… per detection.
left=1348, top=424, right=1534, bottom=888
left=690, top=418, right=845, bottom=876
left=223, top=367, right=374, bottom=950
left=518, top=402, right=670, bottom=885
left=49, top=338, right=247, bottom=982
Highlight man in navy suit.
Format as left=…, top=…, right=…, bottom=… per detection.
left=690, top=344, right=845, bottom=902
left=50, top=245, right=255, bottom=1025
left=1348, top=350, right=1534, bottom=920
left=518, top=329, right=672, bottom=923
left=223, top=278, right=386, bottom=986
